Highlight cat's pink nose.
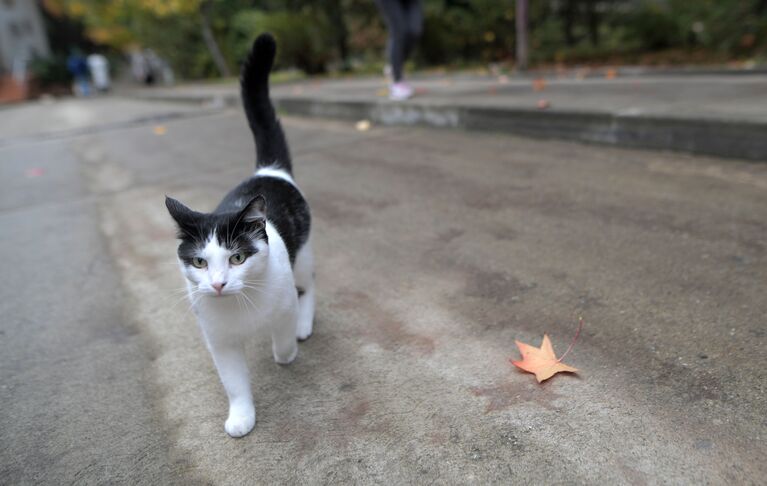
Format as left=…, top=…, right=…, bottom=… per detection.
left=212, top=282, right=226, bottom=295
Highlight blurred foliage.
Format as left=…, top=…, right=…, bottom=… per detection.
left=28, top=55, right=72, bottom=87
left=42, top=0, right=767, bottom=79
left=419, top=1, right=515, bottom=65
left=230, top=10, right=334, bottom=74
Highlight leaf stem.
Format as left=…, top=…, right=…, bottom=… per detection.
left=557, top=316, right=584, bottom=362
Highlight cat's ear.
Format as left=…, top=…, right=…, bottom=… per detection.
left=241, top=195, right=267, bottom=226
left=165, top=196, right=201, bottom=237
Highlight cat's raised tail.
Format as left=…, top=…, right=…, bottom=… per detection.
left=241, top=33, right=292, bottom=174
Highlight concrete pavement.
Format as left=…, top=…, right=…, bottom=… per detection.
left=0, top=98, right=202, bottom=484
left=1, top=96, right=766, bottom=484
left=131, top=73, right=767, bottom=161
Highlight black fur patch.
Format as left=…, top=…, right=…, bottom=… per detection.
left=216, top=176, right=310, bottom=264
left=166, top=196, right=267, bottom=265
left=241, top=33, right=292, bottom=174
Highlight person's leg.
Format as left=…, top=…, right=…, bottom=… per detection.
left=375, top=0, right=407, bottom=82
left=402, top=0, right=423, bottom=63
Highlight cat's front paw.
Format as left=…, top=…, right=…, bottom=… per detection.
left=273, top=342, right=298, bottom=365
left=225, top=407, right=255, bottom=438
left=296, top=320, right=313, bottom=341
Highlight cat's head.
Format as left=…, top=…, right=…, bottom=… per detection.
left=165, top=195, right=269, bottom=297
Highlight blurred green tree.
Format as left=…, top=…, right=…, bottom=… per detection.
left=41, top=0, right=767, bottom=79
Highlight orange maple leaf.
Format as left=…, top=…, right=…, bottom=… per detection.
left=511, top=334, right=578, bottom=382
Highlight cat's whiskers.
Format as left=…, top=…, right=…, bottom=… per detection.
left=234, top=293, right=245, bottom=314
left=164, top=286, right=192, bottom=296
left=238, top=290, right=262, bottom=314
left=236, top=293, right=250, bottom=314
left=242, top=277, right=294, bottom=291
left=183, top=293, right=203, bottom=318
left=241, top=279, right=291, bottom=296
left=157, top=290, right=188, bottom=306
left=167, top=288, right=203, bottom=313
left=156, top=279, right=197, bottom=301
left=240, top=282, right=267, bottom=292
left=164, top=290, right=195, bottom=310
left=240, top=278, right=270, bottom=291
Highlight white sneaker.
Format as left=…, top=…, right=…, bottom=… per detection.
left=389, top=82, right=413, bottom=101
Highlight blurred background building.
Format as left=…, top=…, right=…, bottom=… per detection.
left=0, top=0, right=50, bottom=73
left=0, top=0, right=50, bottom=100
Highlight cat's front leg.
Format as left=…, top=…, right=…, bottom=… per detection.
left=207, top=340, right=256, bottom=438
left=293, top=242, right=315, bottom=341
left=271, top=301, right=299, bottom=365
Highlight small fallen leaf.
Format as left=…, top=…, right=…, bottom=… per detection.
left=376, top=88, right=388, bottom=97
left=25, top=167, right=45, bottom=178
left=511, top=317, right=583, bottom=383
left=153, top=125, right=167, bottom=135
left=532, top=78, right=546, bottom=92
left=605, top=68, right=618, bottom=80
left=355, top=119, right=371, bottom=131
left=511, top=334, right=577, bottom=382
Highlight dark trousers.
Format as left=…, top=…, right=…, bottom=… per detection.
left=375, top=0, right=423, bottom=82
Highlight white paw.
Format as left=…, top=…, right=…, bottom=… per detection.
left=225, top=407, right=255, bottom=438
left=296, top=320, right=313, bottom=341
left=273, top=342, right=298, bottom=365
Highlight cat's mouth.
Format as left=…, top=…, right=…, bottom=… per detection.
left=212, top=286, right=247, bottom=297
left=195, top=286, right=236, bottom=297
left=209, top=290, right=235, bottom=297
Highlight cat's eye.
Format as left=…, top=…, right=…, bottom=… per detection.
left=192, top=257, right=207, bottom=268
left=229, top=253, right=246, bottom=265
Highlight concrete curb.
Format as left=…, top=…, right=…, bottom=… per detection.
left=133, top=92, right=767, bottom=161
left=275, top=97, right=767, bottom=162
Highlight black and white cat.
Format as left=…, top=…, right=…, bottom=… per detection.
left=165, top=34, right=313, bottom=438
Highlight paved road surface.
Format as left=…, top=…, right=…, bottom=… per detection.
left=1, top=97, right=765, bottom=484
left=142, top=73, right=767, bottom=122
